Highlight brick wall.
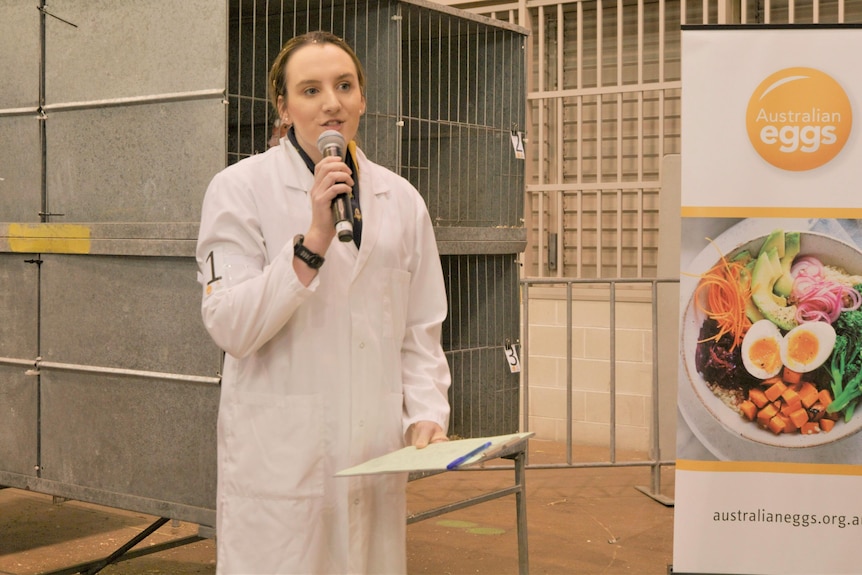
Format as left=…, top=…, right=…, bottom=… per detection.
left=525, top=288, right=655, bottom=452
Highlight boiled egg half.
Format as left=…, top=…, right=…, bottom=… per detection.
left=741, top=319, right=784, bottom=379
left=780, top=321, right=836, bottom=373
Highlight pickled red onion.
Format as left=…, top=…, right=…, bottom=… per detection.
left=791, top=256, right=862, bottom=323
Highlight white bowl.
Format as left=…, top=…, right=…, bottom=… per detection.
left=681, top=228, right=862, bottom=451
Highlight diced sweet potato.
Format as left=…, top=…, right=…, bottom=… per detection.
left=788, top=408, right=809, bottom=429
left=765, top=381, right=787, bottom=402
left=767, top=416, right=786, bottom=435
left=740, top=400, right=758, bottom=421
left=798, top=383, right=819, bottom=408
left=758, top=403, right=780, bottom=427
left=782, top=367, right=803, bottom=385
left=820, top=418, right=836, bottom=433
left=800, top=421, right=820, bottom=435
left=781, top=388, right=801, bottom=412
left=781, top=413, right=798, bottom=433
left=818, top=389, right=834, bottom=407
left=749, top=388, right=769, bottom=408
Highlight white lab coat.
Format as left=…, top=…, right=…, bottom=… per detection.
left=195, top=140, right=451, bottom=575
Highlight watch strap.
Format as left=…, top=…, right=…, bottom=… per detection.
left=293, top=234, right=325, bottom=269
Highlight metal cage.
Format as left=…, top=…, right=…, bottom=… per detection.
left=0, top=0, right=526, bottom=527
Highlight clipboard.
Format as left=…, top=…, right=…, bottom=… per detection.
left=335, top=432, right=534, bottom=477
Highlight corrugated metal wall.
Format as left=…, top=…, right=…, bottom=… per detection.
left=0, top=0, right=225, bottom=527
left=0, top=0, right=526, bottom=525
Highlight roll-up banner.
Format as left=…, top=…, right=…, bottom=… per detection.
left=675, top=25, right=862, bottom=575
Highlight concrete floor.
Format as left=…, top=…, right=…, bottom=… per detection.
left=0, top=440, right=675, bottom=575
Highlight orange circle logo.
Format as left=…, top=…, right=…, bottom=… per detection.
left=746, top=67, right=852, bottom=171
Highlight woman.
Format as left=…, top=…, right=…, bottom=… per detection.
left=196, top=31, right=451, bottom=574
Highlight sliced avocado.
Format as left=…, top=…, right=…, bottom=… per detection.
left=759, top=229, right=785, bottom=259
left=739, top=260, right=764, bottom=323
left=731, top=249, right=752, bottom=264
left=750, top=247, right=798, bottom=331
left=773, top=231, right=801, bottom=297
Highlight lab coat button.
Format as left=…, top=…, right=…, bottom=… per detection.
left=353, top=498, right=360, bottom=505
left=358, top=420, right=365, bottom=427
left=359, top=342, right=365, bottom=349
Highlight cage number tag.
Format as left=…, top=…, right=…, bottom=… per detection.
left=504, top=341, right=521, bottom=373
left=510, top=131, right=525, bottom=160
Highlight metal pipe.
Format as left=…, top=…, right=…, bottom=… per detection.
left=41, top=89, right=225, bottom=113
left=28, top=358, right=221, bottom=385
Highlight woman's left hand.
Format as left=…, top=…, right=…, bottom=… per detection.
left=407, top=421, right=449, bottom=449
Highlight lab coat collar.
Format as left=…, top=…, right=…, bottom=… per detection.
left=277, top=140, right=391, bottom=281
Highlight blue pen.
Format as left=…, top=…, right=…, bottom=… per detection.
left=446, top=441, right=492, bottom=470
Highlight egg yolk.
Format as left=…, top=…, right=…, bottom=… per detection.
left=749, top=338, right=782, bottom=373
left=786, top=330, right=819, bottom=366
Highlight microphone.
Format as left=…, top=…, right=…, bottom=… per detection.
left=316, top=130, right=353, bottom=243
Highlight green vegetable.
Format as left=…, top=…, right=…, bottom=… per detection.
left=827, top=286, right=862, bottom=421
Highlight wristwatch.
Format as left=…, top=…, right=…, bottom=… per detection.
left=293, top=234, right=325, bottom=269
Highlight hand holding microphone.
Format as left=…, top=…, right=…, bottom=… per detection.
left=317, top=130, right=353, bottom=243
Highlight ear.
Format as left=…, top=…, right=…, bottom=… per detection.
left=277, top=95, right=289, bottom=122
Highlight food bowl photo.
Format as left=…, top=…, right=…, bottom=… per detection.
left=680, top=223, right=862, bottom=453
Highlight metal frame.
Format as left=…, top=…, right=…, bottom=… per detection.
left=521, top=277, right=677, bottom=506
left=408, top=438, right=530, bottom=575
left=37, top=517, right=204, bottom=575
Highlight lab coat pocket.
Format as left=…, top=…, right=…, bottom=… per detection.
left=222, top=391, right=324, bottom=499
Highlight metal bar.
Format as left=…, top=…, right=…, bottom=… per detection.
left=609, top=281, right=617, bottom=462
left=514, top=449, right=529, bottom=575
left=529, top=78, right=682, bottom=100
left=35, top=360, right=220, bottom=385
left=0, top=106, right=39, bottom=118
left=41, top=89, right=226, bottom=113
left=566, top=281, right=573, bottom=465
left=0, top=471, right=216, bottom=531
left=634, top=280, right=674, bottom=506
left=36, top=518, right=206, bottom=575
left=407, top=485, right=521, bottom=523
left=522, top=279, right=531, bottom=435
left=0, top=357, right=37, bottom=368
left=48, top=535, right=206, bottom=575
left=83, top=517, right=170, bottom=574
left=529, top=459, right=676, bottom=471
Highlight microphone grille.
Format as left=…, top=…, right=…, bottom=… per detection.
left=317, top=130, right=346, bottom=155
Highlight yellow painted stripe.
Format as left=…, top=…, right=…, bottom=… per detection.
left=677, top=459, right=862, bottom=476
left=681, top=206, right=862, bottom=218
left=7, top=223, right=91, bottom=254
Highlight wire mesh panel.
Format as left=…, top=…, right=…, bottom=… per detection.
left=227, top=1, right=526, bottom=227
left=442, top=254, right=521, bottom=437
left=227, top=0, right=527, bottom=437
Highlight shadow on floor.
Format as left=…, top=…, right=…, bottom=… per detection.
left=0, top=440, right=674, bottom=575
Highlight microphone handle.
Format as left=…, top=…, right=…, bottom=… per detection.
left=321, top=144, right=354, bottom=243
left=332, top=193, right=354, bottom=242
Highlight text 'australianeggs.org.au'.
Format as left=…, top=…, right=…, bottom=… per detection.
left=712, top=508, right=862, bottom=529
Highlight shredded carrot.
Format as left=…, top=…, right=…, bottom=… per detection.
left=694, top=246, right=753, bottom=351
